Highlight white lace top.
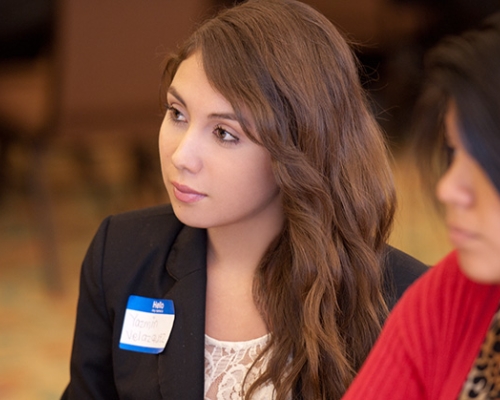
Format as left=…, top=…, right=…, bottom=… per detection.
left=204, top=334, right=276, bottom=399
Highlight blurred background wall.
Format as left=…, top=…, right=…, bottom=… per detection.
left=0, top=0, right=498, bottom=398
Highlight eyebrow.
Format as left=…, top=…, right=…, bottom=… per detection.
left=168, top=86, right=240, bottom=122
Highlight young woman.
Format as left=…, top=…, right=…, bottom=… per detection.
left=343, top=12, right=500, bottom=400
left=61, top=1, right=426, bottom=399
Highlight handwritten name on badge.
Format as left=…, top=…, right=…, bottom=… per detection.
left=119, top=295, right=175, bottom=354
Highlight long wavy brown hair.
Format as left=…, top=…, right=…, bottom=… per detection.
left=162, top=0, right=396, bottom=398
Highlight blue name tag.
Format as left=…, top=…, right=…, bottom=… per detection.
left=119, top=295, right=175, bottom=354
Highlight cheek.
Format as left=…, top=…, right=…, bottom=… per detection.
left=249, top=160, right=278, bottom=197
left=158, top=128, right=174, bottom=165
left=227, top=152, right=276, bottom=197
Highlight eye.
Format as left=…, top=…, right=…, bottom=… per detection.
left=444, top=144, right=456, bottom=167
left=166, top=105, right=187, bottom=123
left=214, top=125, right=239, bottom=144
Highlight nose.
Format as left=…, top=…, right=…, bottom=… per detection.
left=436, top=153, right=473, bottom=208
left=171, top=131, right=202, bottom=172
left=160, top=122, right=203, bottom=174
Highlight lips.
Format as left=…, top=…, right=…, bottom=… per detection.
left=447, top=225, right=478, bottom=247
left=171, top=182, right=206, bottom=203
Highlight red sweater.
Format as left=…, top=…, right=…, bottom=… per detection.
left=343, top=251, right=500, bottom=399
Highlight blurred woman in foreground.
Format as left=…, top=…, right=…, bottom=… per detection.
left=343, top=12, right=500, bottom=400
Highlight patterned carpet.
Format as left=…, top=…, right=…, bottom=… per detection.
left=0, top=140, right=451, bottom=400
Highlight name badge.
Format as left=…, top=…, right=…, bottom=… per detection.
left=119, top=295, right=175, bottom=354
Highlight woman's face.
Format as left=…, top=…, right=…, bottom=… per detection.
left=437, top=104, right=500, bottom=283
left=159, top=52, right=283, bottom=233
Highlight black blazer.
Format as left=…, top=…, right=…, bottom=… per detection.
left=61, top=204, right=428, bottom=399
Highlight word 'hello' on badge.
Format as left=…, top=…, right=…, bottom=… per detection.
left=119, top=295, right=175, bottom=354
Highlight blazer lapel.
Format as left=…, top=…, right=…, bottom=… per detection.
left=158, top=225, right=207, bottom=399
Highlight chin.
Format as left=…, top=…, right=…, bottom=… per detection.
left=457, top=251, right=500, bottom=284
left=171, top=204, right=215, bottom=230
left=171, top=206, right=203, bottom=228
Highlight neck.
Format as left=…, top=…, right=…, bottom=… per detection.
left=207, top=207, right=284, bottom=275
left=204, top=204, right=284, bottom=341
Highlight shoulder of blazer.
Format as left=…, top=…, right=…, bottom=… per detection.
left=97, top=203, right=207, bottom=294
left=101, top=203, right=189, bottom=266
left=382, top=245, right=429, bottom=309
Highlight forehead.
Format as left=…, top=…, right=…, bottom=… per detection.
left=171, top=53, right=204, bottom=87
left=169, top=53, right=232, bottom=108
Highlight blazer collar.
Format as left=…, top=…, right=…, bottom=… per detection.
left=159, top=225, right=207, bottom=398
left=166, top=226, right=207, bottom=280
